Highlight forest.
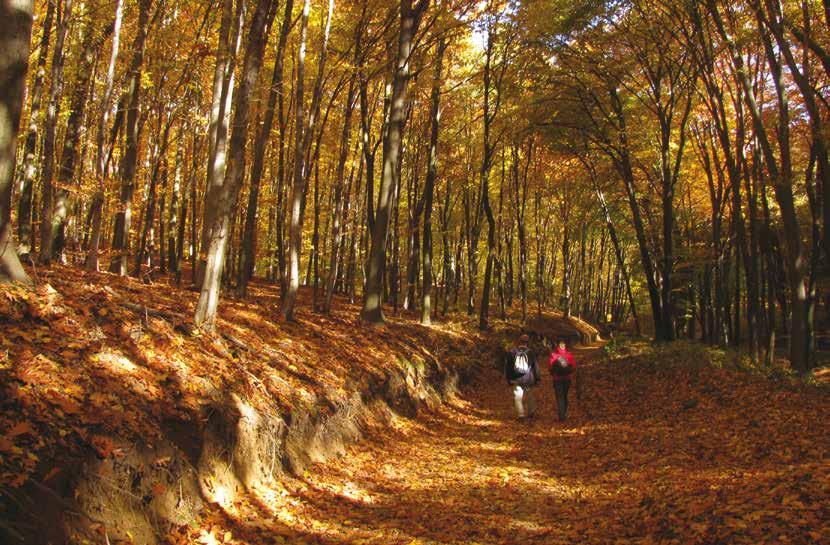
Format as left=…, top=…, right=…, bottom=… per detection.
left=0, top=0, right=828, bottom=544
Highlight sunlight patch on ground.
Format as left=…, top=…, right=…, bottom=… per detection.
left=93, top=350, right=139, bottom=374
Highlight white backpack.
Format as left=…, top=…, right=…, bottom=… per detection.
left=514, top=349, right=530, bottom=375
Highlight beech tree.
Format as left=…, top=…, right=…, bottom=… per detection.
left=5, top=0, right=827, bottom=375
left=1, top=0, right=34, bottom=284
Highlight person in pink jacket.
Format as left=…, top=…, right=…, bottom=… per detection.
left=548, top=338, right=576, bottom=421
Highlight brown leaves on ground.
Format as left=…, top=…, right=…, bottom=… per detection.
left=0, top=265, right=499, bottom=491
left=2, top=268, right=828, bottom=544
left=167, top=340, right=828, bottom=545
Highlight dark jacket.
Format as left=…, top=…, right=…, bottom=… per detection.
left=504, top=346, right=540, bottom=386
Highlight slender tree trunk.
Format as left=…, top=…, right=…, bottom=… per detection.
left=195, top=0, right=275, bottom=330
left=196, top=0, right=243, bottom=287
left=282, top=0, right=311, bottom=317
left=324, top=72, right=357, bottom=312
left=609, top=87, right=665, bottom=338
left=48, top=19, right=104, bottom=261
left=17, top=0, right=54, bottom=260
left=283, top=0, right=334, bottom=320
left=109, top=0, right=151, bottom=275
left=37, top=0, right=73, bottom=265
left=85, top=0, right=123, bottom=271
left=361, top=0, right=429, bottom=324
left=238, top=0, right=294, bottom=295
left=420, top=37, right=445, bottom=325
left=590, top=176, right=640, bottom=334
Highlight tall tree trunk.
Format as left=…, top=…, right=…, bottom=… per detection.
left=360, top=0, right=429, bottom=324
left=48, top=18, right=105, bottom=261
left=238, top=0, right=294, bottom=295
left=195, top=0, right=276, bottom=330
left=324, top=70, right=358, bottom=312
left=17, top=0, right=54, bottom=260
left=479, top=18, right=506, bottom=331
left=167, top=137, right=183, bottom=274
left=196, top=0, right=244, bottom=288
left=421, top=37, right=445, bottom=325
left=0, top=0, right=35, bottom=283
left=585, top=160, right=641, bottom=335
left=85, top=0, right=124, bottom=271
left=109, top=0, right=151, bottom=275
left=37, top=0, right=73, bottom=265
left=608, top=86, right=665, bottom=338
left=283, top=0, right=334, bottom=320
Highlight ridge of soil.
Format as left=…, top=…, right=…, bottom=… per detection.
left=169, top=329, right=828, bottom=545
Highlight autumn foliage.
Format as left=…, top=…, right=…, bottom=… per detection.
left=169, top=339, right=828, bottom=545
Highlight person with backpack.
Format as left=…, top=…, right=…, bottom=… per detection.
left=548, top=337, right=577, bottom=421
left=504, top=333, right=540, bottom=419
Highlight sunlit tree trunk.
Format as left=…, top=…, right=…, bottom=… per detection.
left=421, top=37, right=445, bottom=325
left=85, top=0, right=123, bottom=272
left=17, top=0, right=54, bottom=261
left=196, top=0, right=244, bottom=288
left=195, top=0, right=276, bottom=330
left=109, top=0, right=151, bottom=275
left=283, top=0, right=334, bottom=320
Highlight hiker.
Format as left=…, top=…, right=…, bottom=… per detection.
left=504, top=333, right=540, bottom=419
left=548, top=337, right=577, bottom=421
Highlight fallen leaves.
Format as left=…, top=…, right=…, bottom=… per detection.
left=3, top=265, right=827, bottom=544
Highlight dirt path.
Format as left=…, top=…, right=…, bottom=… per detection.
left=176, top=336, right=828, bottom=545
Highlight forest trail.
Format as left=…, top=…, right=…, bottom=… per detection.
left=172, top=327, right=829, bottom=545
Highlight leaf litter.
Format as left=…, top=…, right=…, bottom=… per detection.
left=1, top=266, right=827, bottom=544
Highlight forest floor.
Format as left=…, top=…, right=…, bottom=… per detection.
left=1, top=267, right=828, bottom=545
left=170, top=333, right=829, bottom=545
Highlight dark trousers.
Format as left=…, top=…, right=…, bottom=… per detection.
left=553, top=380, right=571, bottom=421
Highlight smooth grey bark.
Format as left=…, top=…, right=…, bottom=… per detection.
left=17, top=0, right=54, bottom=260
left=196, top=0, right=244, bottom=288
left=195, top=0, right=276, bottom=330
left=281, top=0, right=311, bottom=317
left=1, top=0, right=35, bottom=283
left=85, top=0, right=123, bottom=271
left=282, top=0, right=334, bottom=320
left=109, top=0, right=151, bottom=275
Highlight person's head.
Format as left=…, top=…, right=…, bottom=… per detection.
left=519, top=333, right=530, bottom=346
left=557, top=338, right=567, bottom=351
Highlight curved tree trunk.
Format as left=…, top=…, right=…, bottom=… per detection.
left=85, top=0, right=123, bottom=272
